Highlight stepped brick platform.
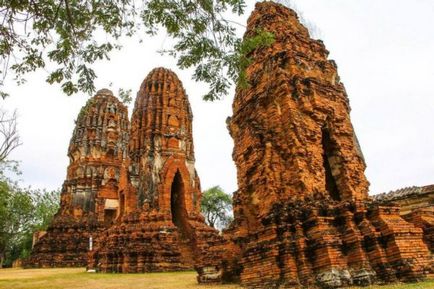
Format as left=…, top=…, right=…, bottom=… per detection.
left=26, top=215, right=105, bottom=267
left=403, top=209, right=434, bottom=253
left=26, top=89, right=130, bottom=267
left=373, top=185, right=434, bottom=271
left=221, top=2, right=431, bottom=288
left=88, top=68, right=224, bottom=280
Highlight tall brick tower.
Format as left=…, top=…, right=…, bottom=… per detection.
left=89, top=68, right=223, bottom=277
left=128, top=67, right=200, bottom=216
left=225, top=2, right=431, bottom=288
left=28, top=89, right=130, bottom=267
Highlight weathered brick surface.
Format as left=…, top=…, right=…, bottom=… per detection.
left=88, top=68, right=224, bottom=279
left=373, top=185, right=434, bottom=271
left=28, top=71, right=222, bottom=274
left=223, top=2, right=432, bottom=288
left=27, top=89, right=130, bottom=267
left=403, top=209, right=434, bottom=253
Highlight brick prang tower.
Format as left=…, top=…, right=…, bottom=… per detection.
left=27, top=89, right=130, bottom=267
left=89, top=68, right=224, bottom=279
left=224, top=2, right=431, bottom=288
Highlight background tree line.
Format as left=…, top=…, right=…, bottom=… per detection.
left=0, top=109, right=60, bottom=268
left=0, top=161, right=60, bottom=268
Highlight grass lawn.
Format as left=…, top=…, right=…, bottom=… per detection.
left=0, top=268, right=241, bottom=289
left=0, top=268, right=432, bottom=289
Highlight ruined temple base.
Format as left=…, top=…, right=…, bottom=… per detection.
left=402, top=208, right=434, bottom=253
left=402, top=208, right=434, bottom=277
left=25, top=214, right=105, bottom=268
left=88, top=210, right=225, bottom=279
left=225, top=198, right=431, bottom=289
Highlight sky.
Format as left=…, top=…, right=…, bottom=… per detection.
left=2, top=0, right=434, bottom=196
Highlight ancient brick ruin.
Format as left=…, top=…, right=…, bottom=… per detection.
left=28, top=69, right=223, bottom=275
left=27, top=89, right=130, bottom=267
left=27, top=2, right=432, bottom=288
left=87, top=68, right=223, bottom=279
left=373, top=185, right=434, bottom=216
left=222, top=2, right=431, bottom=288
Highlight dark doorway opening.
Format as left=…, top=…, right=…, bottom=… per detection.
left=104, top=209, right=116, bottom=226
left=119, top=191, right=125, bottom=217
left=321, top=127, right=341, bottom=201
left=170, top=170, right=190, bottom=238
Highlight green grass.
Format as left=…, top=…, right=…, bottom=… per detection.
left=0, top=268, right=241, bottom=289
left=0, top=268, right=432, bottom=289
left=350, top=279, right=434, bottom=289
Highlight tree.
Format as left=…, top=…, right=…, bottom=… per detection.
left=31, top=189, right=60, bottom=232
left=0, top=158, right=60, bottom=267
left=0, top=0, right=274, bottom=101
left=0, top=176, right=33, bottom=268
left=7, top=188, right=60, bottom=265
left=0, top=175, right=60, bottom=268
left=201, top=186, right=232, bottom=229
left=0, top=109, right=22, bottom=162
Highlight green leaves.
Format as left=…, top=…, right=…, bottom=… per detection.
left=143, top=0, right=244, bottom=100
left=1, top=0, right=135, bottom=97
left=146, top=1, right=275, bottom=101
left=119, top=88, right=132, bottom=104
left=200, top=185, right=232, bottom=229
left=235, top=29, right=275, bottom=89
left=77, top=64, right=97, bottom=94
left=0, top=1, right=274, bottom=101
left=31, top=189, right=61, bottom=232
left=0, top=178, right=33, bottom=267
left=0, top=177, right=60, bottom=266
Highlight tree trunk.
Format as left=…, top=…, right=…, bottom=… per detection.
left=206, top=215, right=215, bottom=228
left=0, top=250, right=4, bottom=269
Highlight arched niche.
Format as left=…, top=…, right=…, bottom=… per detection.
left=118, top=190, right=125, bottom=218
left=159, top=156, right=194, bottom=214
left=170, top=170, right=190, bottom=237
left=321, top=126, right=341, bottom=201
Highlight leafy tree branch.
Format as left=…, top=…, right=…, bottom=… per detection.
left=0, top=0, right=276, bottom=101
